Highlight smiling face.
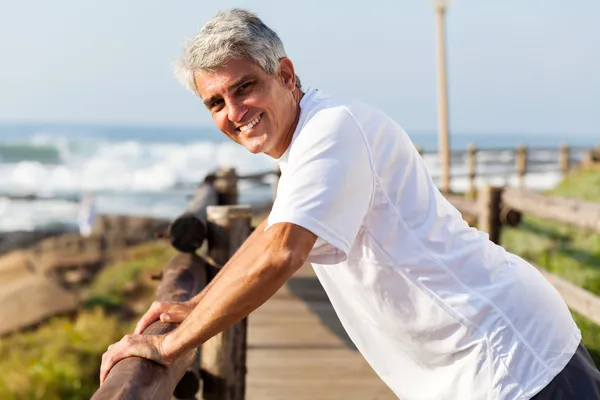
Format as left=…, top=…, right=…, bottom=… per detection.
left=194, top=57, right=302, bottom=158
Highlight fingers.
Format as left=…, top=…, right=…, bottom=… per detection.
left=134, top=301, right=165, bottom=335
left=100, top=341, right=122, bottom=385
left=159, top=304, right=189, bottom=323
left=100, top=334, right=165, bottom=385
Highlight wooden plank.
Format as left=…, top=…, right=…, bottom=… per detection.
left=502, top=188, right=600, bottom=234
left=535, top=265, right=600, bottom=326
left=245, top=265, right=396, bottom=400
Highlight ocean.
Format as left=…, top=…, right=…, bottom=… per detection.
left=0, top=122, right=596, bottom=232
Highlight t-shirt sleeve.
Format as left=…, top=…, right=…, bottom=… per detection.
left=266, top=107, right=374, bottom=265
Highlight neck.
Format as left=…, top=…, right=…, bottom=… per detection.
left=269, top=87, right=304, bottom=159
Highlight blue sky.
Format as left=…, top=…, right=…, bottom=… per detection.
left=1, top=0, right=598, bottom=136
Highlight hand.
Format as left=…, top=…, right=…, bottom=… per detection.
left=100, top=334, right=171, bottom=385
left=134, top=300, right=196, bottom=335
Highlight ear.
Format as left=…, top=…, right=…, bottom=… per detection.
left=278, top=57, right=296, bottom=89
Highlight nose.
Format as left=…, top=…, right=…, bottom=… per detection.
left=227, top=99, right=248, bottom=124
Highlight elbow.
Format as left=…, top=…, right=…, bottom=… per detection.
left=272, top=247, right=302, bottom=275
left=249, top=222, right=315, bottom=282
left=251, top=246, right=303, bottom=284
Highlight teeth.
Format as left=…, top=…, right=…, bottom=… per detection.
left=239, top=114, right=261, bottom=132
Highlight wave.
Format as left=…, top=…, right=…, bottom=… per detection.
left=0, top=144, right=62, bottom=164
left=0, top=133, right=277, bottom=195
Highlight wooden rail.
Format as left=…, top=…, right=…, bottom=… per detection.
left=446, top=185, right=600, bottom=327
left=91, top=167, right=252, bottom=400
left=502, top=188, right=600, bottom=234
left=91, top=253, right=208, bottom=400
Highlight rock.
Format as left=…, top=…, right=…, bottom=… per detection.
left=0, top=251, right=35, bottom=286
left=0, top=228, right=70, bottom=255
left=0, top=274, right=79, bottom=337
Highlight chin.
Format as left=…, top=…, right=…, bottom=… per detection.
left=242, top=136, right=270, bottom=155
left=245, top=146, right=263, bottom=155
left=242, top=141, right=267, bottom=154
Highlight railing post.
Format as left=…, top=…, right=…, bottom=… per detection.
left=214, top=167, right=238, bottom=206
left=560, top=143, right=570, bottom=177
left=467, top=143, right=477, bottom=199
left=478, top=185, right=503, bottom=245
left=515, top=143, right=527, bottom=188
left=169, top=179, right=218, bottom=253
left=201, top=205, right=252, bottom=400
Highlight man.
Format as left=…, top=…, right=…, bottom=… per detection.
left=100, top=9, right=600, bottom=399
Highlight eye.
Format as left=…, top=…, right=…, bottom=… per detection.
left=211, top=99, right=224, bottom=109
left=239, top=81, right=253, bottom=92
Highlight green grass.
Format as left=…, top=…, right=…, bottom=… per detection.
left=550, top=169, right=600, bottom=202
left=501, top=169, right=600, bottom=364
left=84, top=242, right=177, bottom=310
left=0, top=241, right=176, bottom=400
left=0, top=308, right=127, bottom=400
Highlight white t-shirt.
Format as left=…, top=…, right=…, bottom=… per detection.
left=267, top=88, right=581, bottom=400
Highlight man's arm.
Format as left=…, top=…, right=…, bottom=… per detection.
left=190, top=217, right=269, bottom=304
left=134, top=218, right=271, bottom=334
left=161, top=221, right=316, bottom=359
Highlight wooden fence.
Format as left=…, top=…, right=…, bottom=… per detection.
left=415, top=143, right=598, bottom=194
left=446, top=186, right=600, bottom=326
left=92, top=167, right=252, bottom=400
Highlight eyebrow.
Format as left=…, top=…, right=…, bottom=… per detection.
left=202, top=73, right=256, bottom=108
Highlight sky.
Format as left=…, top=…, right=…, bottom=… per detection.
left=0, top=0, right=599, bottom=136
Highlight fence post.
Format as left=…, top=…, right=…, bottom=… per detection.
left=201, top=205, right=253, bottom=400
left=214, top=167, right=238, bottom=206
left=478, top=185, right=503, bottom=245
left=515, top=143, right=527, bottom=188
left=169, top=180, right=219, bottom=253
left=560, top=144, right=570, bottom=176
left=467, top=143, right=477, bottom=199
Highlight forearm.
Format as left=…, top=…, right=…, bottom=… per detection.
left=188, top=218, right=268, bottom=305
left=161, top=225, right=304, bottom=359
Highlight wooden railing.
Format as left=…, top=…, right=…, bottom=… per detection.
left=447, top=186, right=600, bottom=325
left=415, top=143, right=598, bottom=194
left=92, top=167, right=253, bottom=400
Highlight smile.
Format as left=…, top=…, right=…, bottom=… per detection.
left=238, top=113, right=263, bottom=132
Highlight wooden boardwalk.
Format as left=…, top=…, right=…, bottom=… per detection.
left=245, top=264, right=397, bottom=400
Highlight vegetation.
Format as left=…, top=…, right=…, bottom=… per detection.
left=0, top=241, right=176, bottom=400
left=501, top=169, right=600, bottom=364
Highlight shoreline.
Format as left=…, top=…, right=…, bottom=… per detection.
left=0, top=227, right=74, bottom=255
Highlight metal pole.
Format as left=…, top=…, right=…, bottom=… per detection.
left=435, top=4, right=451, bottom=193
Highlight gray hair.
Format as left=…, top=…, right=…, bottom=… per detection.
left=173, top=8, right=301, bottom=95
